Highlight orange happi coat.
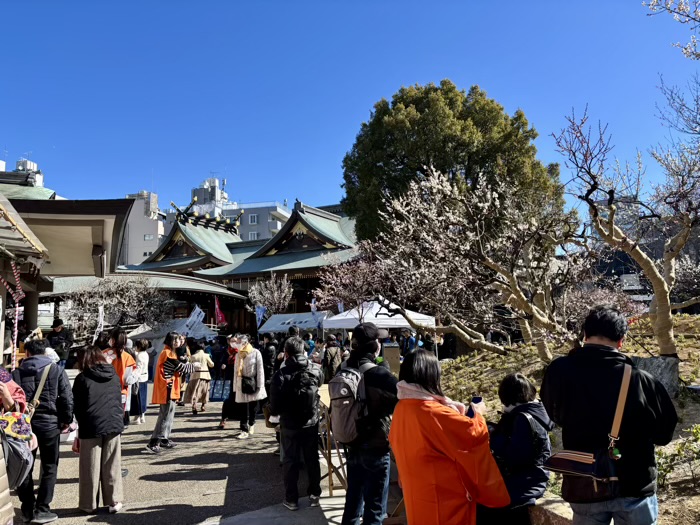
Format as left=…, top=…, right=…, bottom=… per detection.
left=152, top=347, right=180, bottom=405
left=389, top=399, right=510, bottom=525
left=103, top=348, right=137, bottom=397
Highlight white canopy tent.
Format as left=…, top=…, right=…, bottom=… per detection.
left=259, top=311, right=331, bottom=334
left=128, top=318, right=218, bottom=357
left=128, top=318, right=218, bottom=340
left=322, top=301, right=435, bottom=330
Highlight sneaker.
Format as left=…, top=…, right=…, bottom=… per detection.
left=248, top=425, right=255, bottom=435
left=283, top=501, right=299, bottom=511
left=160, top=439, right=178, bottom=449
left=139, top=415, right=146, bottom=424
left=132, top=416, right=142, bottom=425
left=309, top=495, right=320, bottom=507
left=31, top=511, right=58, bottom=524
left=145, top=443, right=161, bottom=454
left=21, top=512, right=32, bottom=524
left=237, top=431, right=249, bottom=440
left=109, top=502, right=123, bottom=514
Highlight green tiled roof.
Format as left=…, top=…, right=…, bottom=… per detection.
left=0, top=184, right=56, bottom=200
left=179, top=221, right=240, bottom=264
left=195, top=248, right=356, bottom=279
left=300, top=213, right=355, bottom=246
left=141, top=220, right=242, bottom=267
left=250, top=202, right=356, bottom=258
left=41, top=271, right=245, bottom=299
left=121, top=256, right=210, bottom=272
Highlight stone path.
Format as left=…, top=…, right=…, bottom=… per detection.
left=11, top=400, right=339, bottom=525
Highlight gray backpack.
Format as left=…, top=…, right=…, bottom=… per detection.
left=328, top=362, right=375, bottom=444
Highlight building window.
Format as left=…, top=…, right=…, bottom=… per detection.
left=249, top=232, right=259, bottom=241
left=249, top=214, right=258, bottom=225
left=143, top=252, right=148, bottom=257
left=144, top=234, right=155, bottom=241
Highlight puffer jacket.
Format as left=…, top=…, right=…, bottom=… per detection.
left=488, top=401, right=554, bottom=507
left=72, top=364, right=124, bottom=439
left=270, top=354, right=324, bottom=430
left=345, top=352, right=398, bottom=452
left=260, top=341, right=278, bottom=384
left=13, top=355, right=73, bottom=437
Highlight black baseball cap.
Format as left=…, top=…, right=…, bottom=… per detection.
left=352, top=323, right=380, bottom=345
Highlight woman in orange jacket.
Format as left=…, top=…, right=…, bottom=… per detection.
left=103, top=328, right=138, bottom=414
left=146, top=332, right=196, bottom=454
left=388, top=350, right=510, bottom=525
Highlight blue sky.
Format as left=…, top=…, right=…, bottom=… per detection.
left=0, top=1, right=696, bottom=211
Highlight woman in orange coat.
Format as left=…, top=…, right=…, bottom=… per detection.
left=146, top=332, right=196, bottom=454
left=388, top=350, right=510, bottom=525
left=103, top=328, right=137, bottom=414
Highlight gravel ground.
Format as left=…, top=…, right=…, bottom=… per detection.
left=12, top=401, right=294, bottom=525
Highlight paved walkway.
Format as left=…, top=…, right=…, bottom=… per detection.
left=11, top=400, right=342, bottom=525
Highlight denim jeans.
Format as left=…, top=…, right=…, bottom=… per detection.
left=570, top=495, right=658, bottom=525
left=341, top=448, right=391, bottom=525
left=139, top=382, right=149, bottom=414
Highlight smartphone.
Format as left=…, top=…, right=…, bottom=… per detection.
left=466, top=396, right=483, bottom=418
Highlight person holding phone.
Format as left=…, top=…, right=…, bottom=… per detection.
left=389, top=350, right=509, bottom=525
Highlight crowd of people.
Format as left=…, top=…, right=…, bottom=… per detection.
left=0, top=304, right=680, bottom=525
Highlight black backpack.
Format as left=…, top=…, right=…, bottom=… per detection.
left=287, top=364, right=319, bottom=423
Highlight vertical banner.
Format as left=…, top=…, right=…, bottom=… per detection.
left=184, top=305, right=205, bottom=335
left=310, top=298, right=321, bottom=329
left=214, top=296, right=227, bottom=326
left=92, top=305, right=105, bottom=344
left=255, top=305, right=267, bottom=328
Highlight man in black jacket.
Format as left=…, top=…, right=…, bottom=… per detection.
left=45, top=319, right=73, bottom=369
left=341, top=323, right=398, bottom=525
left=270, top=336, right=324, bottom=511
left=13, top=339, right=74, bottom=524
left=541, top=306, right=677, bottom=525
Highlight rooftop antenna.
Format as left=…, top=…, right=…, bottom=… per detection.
left=21, top=151, right=32, bottom=160
left=2, top=146, right=8, bottom=161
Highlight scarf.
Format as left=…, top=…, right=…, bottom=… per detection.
left=237, top=343, right=254, bottom=377
left=396, top=380, right=467, bottom=416
left=227, top=346, right=238, bottom=366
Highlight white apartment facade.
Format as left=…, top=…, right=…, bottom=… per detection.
left=119, top=190, right=165, bottom=266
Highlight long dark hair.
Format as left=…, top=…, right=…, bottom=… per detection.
left=399, top=349, right=444, bottom=397
left=109, top=327, right=127, bottom=357
left=77, top=345, right=108, bottom=371
left=163, top=331, right=180, bottom=349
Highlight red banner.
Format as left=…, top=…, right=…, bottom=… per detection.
left=214, top=296, right=227, bottom=326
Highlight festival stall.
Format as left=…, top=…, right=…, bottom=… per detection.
left=258, top=311, right=331, bottom=334
left=322, top=301, right=435, bottom=330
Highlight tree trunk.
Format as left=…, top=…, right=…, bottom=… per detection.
left=651, top=295, right=678, bottom=356
left=518, top=318, right=533, bottom=343
left=535, top=338, right=552, bottom=362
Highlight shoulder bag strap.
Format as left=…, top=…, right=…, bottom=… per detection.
left=32, top=364, right=53, bottom=406
left=610, top=364, right=632, bottom=442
